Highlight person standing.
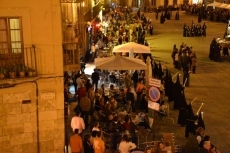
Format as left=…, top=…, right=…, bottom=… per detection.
left=83, top=134, right=94, bottom=153
left=73, top=71, right=80, bottom=94
left=183, top=24, right=187, bottom=37
left=91, top=43, right=96, bottom=62
left=79, top=92, right=91, bottom=127
left=126, top=87, right=135, bottom=110
left=198, top=11, right=202, bottom=23
left=156, top=10, right=159, bottom=20
left=191, top=52, right=197, bottom=74
left=69, top=129, right=83, bottom=153
left=80, top=54, right=86, bottom=73
left=91, top=69, right=100, bottom=89
left=130, top=115, right=139, bottom=145
left=71, top=112, right=85, bottom=134
left=175, top=10, right=179, bottom=20
left=160, top=13, right=165, bottom=24
left=215, top=43, right=221, bottom=62
left=132, top=70, right=139, bottom=89
left=93, top=131, right=105, bottom=153
left=77, top=83, right=86, bottom=102
left=202, top=22, right=207, bottom=37
left=76, top=74, right=84, bottom=89
left=171, top=44, right=178, bottom=67
left=183, top=59, right=190, bottom=87
left=149, top=24, right=153, bottom=36
left=124, top=72, right=132, bottom=88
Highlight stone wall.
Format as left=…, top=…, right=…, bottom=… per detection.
left=0, top=0, right=65, bottom=152
left=0, top=77, right=64, bottom=153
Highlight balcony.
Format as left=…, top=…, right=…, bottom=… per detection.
left=0, top=46, right=37, bottom=80
left=62, top=42, right=81, bottom=72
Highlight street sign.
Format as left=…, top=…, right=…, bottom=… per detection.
left=148, top=100, right=160, bottom=111
left=148, top=87, right=160, bottom=102
left=149, top=78, right=161, bottom=87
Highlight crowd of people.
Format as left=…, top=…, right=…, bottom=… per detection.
left=64, top=3, right=225, bottom=153
left=185, top=3, right=230, bottom=23
left=163, top=65, right=220, bottom=153
left=157, top=10, right=180, bottom=24
left=67, top=70, right=165, bottom=153
left=183, top=22, right=207, bottom=37
left=86, top=6, right=154, bottom=62
left=209, top=38, right=229, bottom=62
left=171, top=42, right=197, bottom=87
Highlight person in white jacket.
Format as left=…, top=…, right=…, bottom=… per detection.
left=118, top=135, right=136, bottom=153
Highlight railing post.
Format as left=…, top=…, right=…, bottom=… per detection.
left=32, top=45, right=37, bottom=75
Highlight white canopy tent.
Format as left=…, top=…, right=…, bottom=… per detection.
left=94, top=56, right=147, bottom=70
left=217, top=3, right=228, bottom=8
left=207, top=2, right=222, bottom=7
left=226, top=4, right=230, bottom=9
left=112, top=42, right=151, bottom=54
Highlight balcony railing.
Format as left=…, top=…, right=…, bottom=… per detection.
left=62, top=42, right=80, bottom=71
left=0, top=46, right=37, bottom=79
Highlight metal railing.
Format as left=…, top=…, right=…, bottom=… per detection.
left=0, top=46, right=37, bottom=79
left=62, top=42, right=81, bottom=71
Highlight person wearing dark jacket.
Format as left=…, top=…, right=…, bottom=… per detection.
left=175, top=11, right=180, bottom=20
left=91, top=69, right=100, bottom=89
left=83, top=134, right=94, bottom=153
left=126, top=87, right=135, bottom=111
left=132, top=70, right=139, bottom=89
left=130, top=115, right=139, bottom=145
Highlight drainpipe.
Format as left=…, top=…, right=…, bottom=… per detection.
left=33, top=81, right=40, bottom=153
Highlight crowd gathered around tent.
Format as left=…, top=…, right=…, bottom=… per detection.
left=64, top=5, right=221, bottom=153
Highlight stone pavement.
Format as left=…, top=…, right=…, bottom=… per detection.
left=143, top=11, right=230, bottom=152
left=69, top=11, right=230, bottom=152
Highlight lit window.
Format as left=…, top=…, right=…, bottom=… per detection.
left=0, top=17, right=22, bottom=55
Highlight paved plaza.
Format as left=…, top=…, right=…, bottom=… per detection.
left=145, top=11, right=230, bottom=152
left=82, top=11, right=230, bottom=152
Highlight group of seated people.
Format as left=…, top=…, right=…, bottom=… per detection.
left=75, top=116, right=174, bottom=153
left=93, top=113, right=152, bottom=152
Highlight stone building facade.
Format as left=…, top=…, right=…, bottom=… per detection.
left=0, top=0, right=64, bottom=153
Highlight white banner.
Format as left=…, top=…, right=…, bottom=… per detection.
left=149, top=78, right=161, bottom=87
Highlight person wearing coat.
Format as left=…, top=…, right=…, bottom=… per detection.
left=191, top=53, right=197, bottom=73
left=149, top=24, right=153, bottom=36
left=198, top=11, right=202, bottom=23
left=183, top=24, right=187, bottom=37
left=175, top=11, right=179, bottom=20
